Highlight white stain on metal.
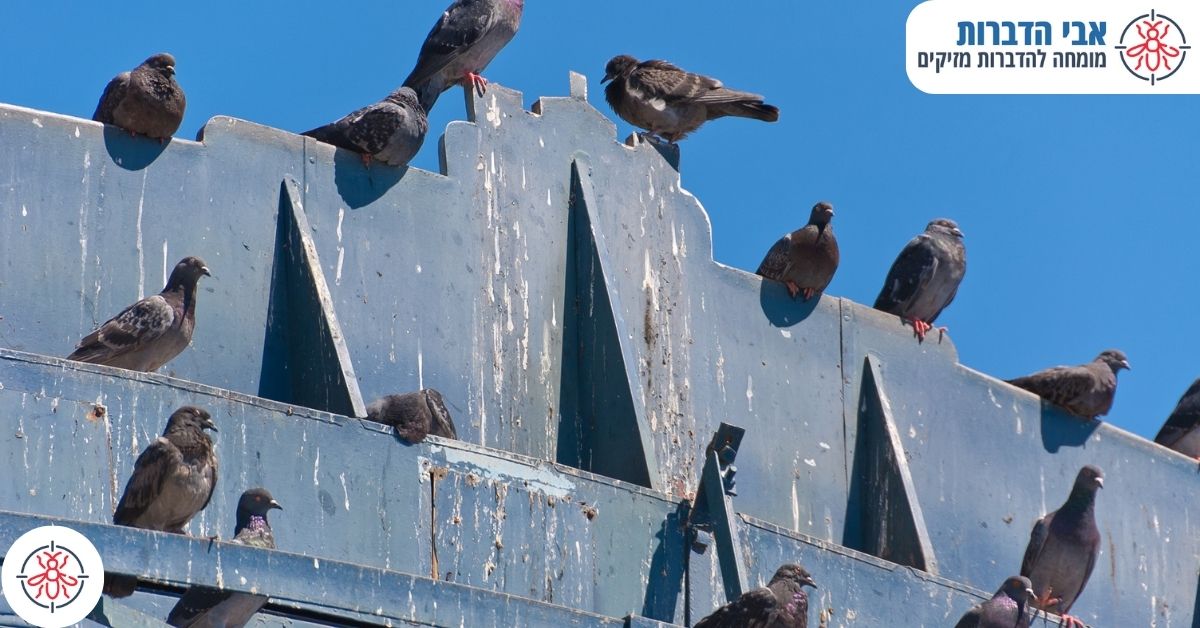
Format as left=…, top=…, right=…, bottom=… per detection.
left=436, top=450, right=575, bottom=499
left=20, top=204, right=26, bottom=217
left=77, top=151, right=92, bottom=328
left=746, top=374, right=754, bottom=412
left=780, top=329, right=792, bottom=339
left=804, top=458, right=817, bottom=467
left=335, top=208, right=345, bottom=285
left=313, top=449, right=321, bottom=487
left=417, top=338, right=424, bottom=390
left=136, top=170, right=148, bottom=299
left=162, top=241, right=169, bottom=287
left=485, top=93, right=502, bottom=128
left=791, top=480, right=800, bottom=531
left=31, top=118, right=42, bottom=128
left=339, top=472, right=350, bottom=511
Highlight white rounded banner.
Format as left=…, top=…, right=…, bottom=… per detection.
left=907, top=1, right=1200, bottom=93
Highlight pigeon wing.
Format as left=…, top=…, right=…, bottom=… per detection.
left=873, top=234, right=937, bottom=314
left=403, top=0, right=493, bottom=88
left=113, top=436, right=183, bottom=526
left=1007, top=365, right=1093, bottom=410
left=304, top=101, right=402, bottom=156
left=694, top=587, right=779, bottom=628
left=953, top=605, right=982, bottom=628
left=629, top=60, right=722, bottom=104
left=1019, top=512, right=1052, bottom=578
left=68, top=294, right=176, bottom=364
left=755, top=235, right=792, bottom=279
left=1155, top=379, right=1200, bottom=447
left=425, top=389, right=458, bottom=439
left=93, top=72, right=130, bottom=123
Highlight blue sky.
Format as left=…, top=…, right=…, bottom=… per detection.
left=1, top=1, right=1195, bottom=441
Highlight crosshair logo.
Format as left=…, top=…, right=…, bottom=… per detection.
left=1116, top=10, right=1191, bottom=84
left=2, top=526, right=104, bottom=628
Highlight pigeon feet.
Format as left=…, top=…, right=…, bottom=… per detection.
left=1058, top=613, right=1087, bottom=628
left=360, top=153, right=373, bottom=168
left=465, top=72, right=489, bottom=97
left=802, top=287, right=817, bottom=301
left=785, top=281, right=801, bottom=299
left=907, top=318, right=932, bottom=341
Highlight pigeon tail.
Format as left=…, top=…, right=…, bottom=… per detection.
left=103, top=574, right=138, bottom=598
left=725, top=101, right=780, bottom=122
left=404, top=79, right=445, bottom=115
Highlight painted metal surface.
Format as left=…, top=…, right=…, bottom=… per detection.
left=0, top=72, right=1196, bottom=626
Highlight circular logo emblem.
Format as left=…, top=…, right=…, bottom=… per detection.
left=1116, top=10, right=1191, bottom=84
left=2, top=526, right=104, bottom=628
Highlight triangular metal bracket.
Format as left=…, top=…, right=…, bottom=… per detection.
left=687, top=422, right=749, bottom=603
left=258, top=177, right=366, bottom=418
left=856, top=354, right=939, bottom=574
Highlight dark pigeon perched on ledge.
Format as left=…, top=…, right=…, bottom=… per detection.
left=873, top=218, right=966, bottom=342
left=693, top=563, right=817, bottom=628
left=67, top=256, right=210, bottom=373
left=105, top=406, right=219, bottom=598
left=1020, top=465, right=1103, bottom=628
left=756, top=201, right=839, bottom=301
left=602, top=55, right=779, bottom=143
left=1007, top=350, right=1130, bottom=420
left=366, top=388, right=458, bottom=443
left=403, top=0, right=525, bottom=112
left=302, top=87, right=428, bottom=168
left=1154, top=377, right=1200, bottom=459
left=168, top=487, right=282, bottom=627
left=954, top=576, right=1035, bottom=628
left=93, top=52, right=186, bottom=140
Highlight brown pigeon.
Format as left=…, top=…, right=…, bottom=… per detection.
left=302, top=87, right=428, bottom=168
left=1020, top=466, right=1104, bottom=628
left=167, top=488, right=282, bottom=627
left=873, top=218, right=966, bottom=342
left=954, top=576, right=1035, bottom=628
left=402, top=0, right=525, bottom=112
left=93, top=53, right=186, bottom=140
left=366, top=388, right=458, bottom=443
left=1154, top=378, right=1200, bottom=459
left=602, top=55, right=779, bottom=143
left=1007, top=350, right=1130, bottom=420
left=67, top=256, right=210, bottom=373
left=693, top=563, right=816, bottom=628
left=106, top=406, right=219, bottom=597
left=756, top=202, right=839, bottom=301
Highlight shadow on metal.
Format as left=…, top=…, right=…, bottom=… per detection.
left=329, top=148, right=409, bottom=210
left=100, top=125, right=170, bottom=171
left=757, top=279, right=821, bottom=328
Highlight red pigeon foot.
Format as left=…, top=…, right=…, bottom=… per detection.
left=1059, top=614, right=1087, bottom=628
left=908, top=318, right=932, bottom=341
left=785, top=281, right=801, bottom=299
left=466, top=72, right=489, bottom=97
left=360, top=153, right=373, bottom=168
left=802, top=288, right=817, bottom=301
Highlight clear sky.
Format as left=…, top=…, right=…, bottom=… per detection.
left=1, top=1, right=1195, bottom=442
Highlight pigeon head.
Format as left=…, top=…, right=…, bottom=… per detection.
left=237, top=487, right=283, bottom=519
left=143, top=53, right=177, bottom=77
left=166, top=256, right=212, bottom=289
left=926, top=218, right=963, bottom=239
left=386, top=87, right=422, bottom=111
left=769, top=563, right=817, bottom=589
left=807, top=201, right=835, bottom=233
left=165, top=405, right=218, bottom=434
left=602, top=55, right=639, bottom=83
left=1074, top=464, right=1104, bottom=491
left=1095, top=349, right=1131, bottom=373
left=998, top=576, right=1036, bottom=602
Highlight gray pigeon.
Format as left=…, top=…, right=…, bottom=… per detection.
left=93, top=52, right=186, bottom=140
left=601, top=55, right=780, bottom=143
left=167, top=487, right=282, bottom=628
left=105, top=406, right=219, bottom=597
left=302, top=87, right=428, bottom=168
left=1154, top=378, right=1200, bottom=459
left=693, top=563, right=816, bottom=628
left=366, top=388, right=458, bottom=443
left=67, top=256, right=210, bottom=372
left=402, top=0, right=525, bottom=112
left=756, top=202, right=839, bottom=301
left=1020, top=465, right=1103, bottom=628
left=872, top=218, right=966, bottom=342
left=954, top=576, right=1035, bottom=628
left=1007, top=350, right=1130, bottom=421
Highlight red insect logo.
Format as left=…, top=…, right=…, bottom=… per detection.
left=1126, top=20, right=1180, bottom=71
left=1116, top=10, right=1191, bottom=85
left=14, top=540, right=90, bottom=612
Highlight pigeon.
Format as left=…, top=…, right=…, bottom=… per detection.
left=954, top=576, right=1035, bottom=628
left=756, top=201, right=839, bottom=301
left=302, top=87, right=429, bottom=168
left=67, top=256, right=211, bottom=372
left=93, top=52, right=186, bottom=140
left=872, top=218, right=966, bottom=342
left=402, top=0, right=525, bottom=112
left=1154, top=378, right=1200, bottom=459
left=693, top=563, right=817, bottom=628
left=601, top=55, right=780, bottom=143
left=366, top=388, right=458, bottom=443
left=167, top=488, right=282, bottom=628
left=1006, top=350, right=1130, bottom=421
left=105, top=406, right=219, bottom=597
left=1020, top=465, right=1104, bottom=628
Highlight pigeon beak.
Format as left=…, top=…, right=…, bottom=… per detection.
left=200, top=266, right=212, bottom=278
left=203, top=418, right=218, bottom=433
left=1120, top=360, right=1131, bottom=370
left=1025, top=588, right=1036, bottom=600
left=802, top=575, right=817, bottom=589
left=269, top=499, right=283, bottom=511
left=1095, top=477, right=1104, bottom=489
left=952, top=227, right=964, bottom=237
left=601, top=72, right=614, bottom=84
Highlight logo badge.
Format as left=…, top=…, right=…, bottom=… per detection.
left=2, top=526, right=104, bottom=628
left=1116, top=10, right=1191, bottom=84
